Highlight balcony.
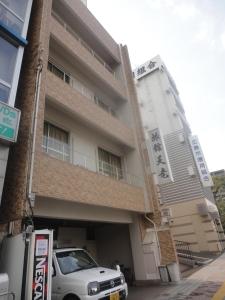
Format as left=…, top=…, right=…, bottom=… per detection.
left=50, top=13, right=127, bottom=101
left=46, top=71, right=135, bottom=148
left=42, top=136, right=143, bottom=187
left=32, top=150, right=146, bottom=213
left=48, top=59, right=117, bottom=117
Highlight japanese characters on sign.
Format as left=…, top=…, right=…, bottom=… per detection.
left=27, top=230, right=53, bottom=300
left=148, top=128, right=173, bottom=184
left=133, top=59, right=159, bottom=80
left=0, top=102, right=20, bottom=143
left=189, top=135, right=213, bottom=187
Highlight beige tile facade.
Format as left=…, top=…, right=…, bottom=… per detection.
left=0, top=0, right=178, bottom=277
left=33, top=152, right=146, bottom=212
left=46, top=71, right=135, bottom=148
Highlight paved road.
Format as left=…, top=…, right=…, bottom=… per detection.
left=128, top=252, right=225, bottom=300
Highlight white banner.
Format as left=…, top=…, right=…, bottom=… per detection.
left=189, top=135, right=213, bottom=187
left=148, top=128, right=173, bottom=185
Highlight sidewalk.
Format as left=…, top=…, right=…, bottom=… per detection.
left=128, top=252, right=225, bottom=300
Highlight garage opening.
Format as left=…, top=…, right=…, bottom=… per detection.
left=33, top=217, right=134, bottom=284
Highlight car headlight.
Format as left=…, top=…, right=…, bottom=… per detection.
left=88, top=281, right=100, bottom=295
left=120, top=274, right=125, bottom=284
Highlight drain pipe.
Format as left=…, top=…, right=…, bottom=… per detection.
left=27, top=51, right=43, bottom=206
left=145, top=214, right=162, bottom=264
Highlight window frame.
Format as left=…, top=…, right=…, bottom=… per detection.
left=97, top=147, right=123, bottom=180
left=43, top=121, right=70, bottom=162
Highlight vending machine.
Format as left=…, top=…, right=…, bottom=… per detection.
left=25, top=230, right=53, bottom=300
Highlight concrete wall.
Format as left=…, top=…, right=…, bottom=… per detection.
left=58, top=227, right=97, bottom=259
left=137, top=69, right=184, bottom=137
left=96, top=224, right=133, bottom=269
left=34, top=197, right=134, bottom=223
left=167, top=198, right=222, bottom=253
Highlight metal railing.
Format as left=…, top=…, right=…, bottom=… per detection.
left=48, top=59, right=117, bottom=118
left=175, top=240, right=194, bottom=261
left=51, top=11, right=116, bottom=77
left=42, top=137, right=143, bottom=187
left=42, top=136, right=70, bottom=162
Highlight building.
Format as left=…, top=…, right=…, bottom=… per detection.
left=0, top=1, right=178, bottom=284
left=134, top=55, right=225, bottom=254
left=0, top=0, right=33, bottom=202
left=211, top=169, right=225, bottom=202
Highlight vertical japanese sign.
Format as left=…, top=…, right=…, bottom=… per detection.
left=26, top=230, right=53, bottom=300
left=189, top=135, right=213, bottom=187
left=148, top=128, right=173, bottom=184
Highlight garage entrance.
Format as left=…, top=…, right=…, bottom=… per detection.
left=33, top=217, right=134, bottom=284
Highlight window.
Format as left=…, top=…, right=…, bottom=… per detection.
left=0, top=36, right=18, bottom=103
left=48, top=61, right=71, bottom=84
left=0, top=0, right=28, bottom=35
left=42, top=122, right=70, bottom=161
left=56, top=250, right=97, bottom=275
left=98, top=148, right=123, bottom=180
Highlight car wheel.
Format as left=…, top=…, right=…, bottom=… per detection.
left=64, top=294, right=80, bottom=300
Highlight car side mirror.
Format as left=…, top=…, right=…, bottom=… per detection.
left=116, top=264, right=120, bottom=272
left=52, top=266, right=55, bottom=277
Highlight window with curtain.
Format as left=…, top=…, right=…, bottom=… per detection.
left=43, top=121, right=70, bottom=161
left=98, top=148, right=123, bottom=180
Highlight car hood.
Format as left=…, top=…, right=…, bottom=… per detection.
left=65, top=267, right=121, bottom=283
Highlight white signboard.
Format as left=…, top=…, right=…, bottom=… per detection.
left=133, top=59, right=160, bottom=80
left=148, top=128, right=173, bottom=185
left=189, top=135, right=213, bottom=187
left=26, top=230, right=53, bottom=300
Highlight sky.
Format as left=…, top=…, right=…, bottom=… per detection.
left=88, top=0, right=225, bottom=172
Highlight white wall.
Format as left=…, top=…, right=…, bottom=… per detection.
left=136, top=69, right=184, bottom=137
left=34, top=197, right=133, bottom=223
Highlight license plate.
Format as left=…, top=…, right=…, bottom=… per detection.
left=110, top=292, right=119, bottom=300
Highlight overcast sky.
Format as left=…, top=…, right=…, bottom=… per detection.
left=88, top=0, right=225, bottom=172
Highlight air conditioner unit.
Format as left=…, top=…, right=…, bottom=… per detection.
left=178, top=133, right=185, bottom=143
left=187, top=166, right=195, bottom=177
left=161, top=216, right=170, bottom=225
left=161, top=208, right=172, bottom=218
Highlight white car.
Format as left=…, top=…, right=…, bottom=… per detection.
left=52, top=248, right=128, bottom=300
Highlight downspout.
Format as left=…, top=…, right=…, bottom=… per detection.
left=145, top=214, right=162, bottom=264
left=27, top=51, right=43, bottom=207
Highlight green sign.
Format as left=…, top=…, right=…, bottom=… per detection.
left=0, top=102, right=21, bottom=143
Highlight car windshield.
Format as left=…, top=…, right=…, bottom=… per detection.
left=56, top=250, right=98, bottom=275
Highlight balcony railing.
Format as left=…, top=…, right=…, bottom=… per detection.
left=48, top=59, right=117, bottom=118
left=51, top=11, right=116, bottom=78
left=42, top=137, right=143, bottom=187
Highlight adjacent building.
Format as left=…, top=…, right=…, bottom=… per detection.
left=134, top=55, right=225, bottom=253
left=0, top=0, right=33, bottom=202
left=0, top=1, right=178, bottom=284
